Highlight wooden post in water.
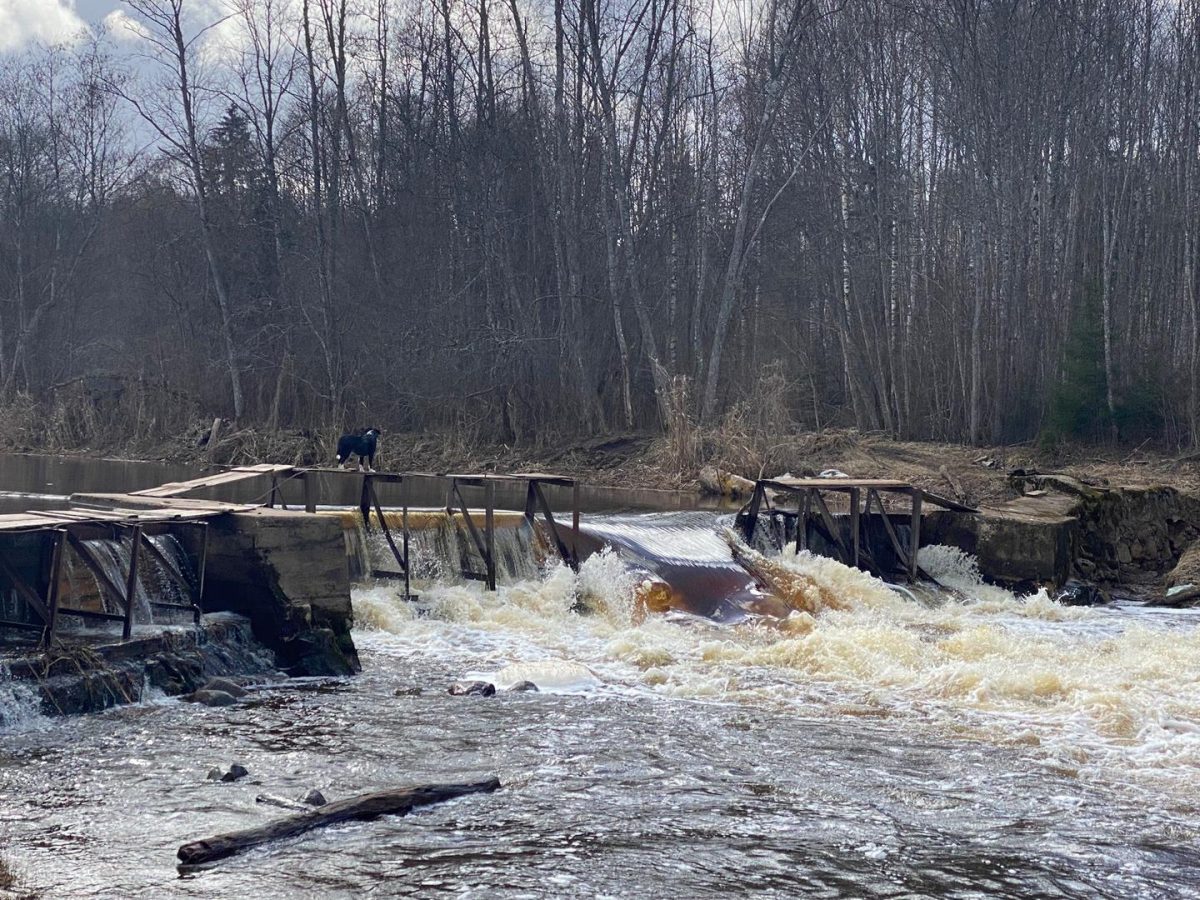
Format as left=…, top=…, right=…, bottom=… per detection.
left=909, top=489, right=922, bottom=581
left=122, top=524, right=142, bottom=640
left=485, top=479, right=496, bottom=591
left=849, top=487, right=861, bottom=569
left=303, top=472, right=316, bottom=513
left=799, top=491, right=811, bottom=551
left=402, top=478, right=411, bottom=600
left=44, top=529, right=65, bottom=645
left=572, top=481, right=580, bottom=566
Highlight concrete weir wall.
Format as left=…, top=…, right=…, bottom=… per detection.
left=202, top=507, right=361, bottom=676
left=923, top=474, right=1200, bottom=590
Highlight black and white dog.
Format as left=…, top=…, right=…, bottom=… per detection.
left=336, top=428, right=380, bottom=471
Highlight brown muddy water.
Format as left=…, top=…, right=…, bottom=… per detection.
left=3, top=456, right=1200, bottom=898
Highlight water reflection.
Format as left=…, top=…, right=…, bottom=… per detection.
left=0, top=452, right=733, bottom=515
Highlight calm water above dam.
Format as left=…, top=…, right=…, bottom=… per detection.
left=3, top=457, right=1200, bottom=898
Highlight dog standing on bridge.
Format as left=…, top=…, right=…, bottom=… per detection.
left=336, top=428, right=381, bottom=472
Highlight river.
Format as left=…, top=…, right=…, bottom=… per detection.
left=2, top=457, right=1200, bottom=898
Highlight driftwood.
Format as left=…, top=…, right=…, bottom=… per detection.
left=178, top=778, right=501, bottom=865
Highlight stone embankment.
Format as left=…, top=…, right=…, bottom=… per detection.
left=929, top=471, right=1200, bottom=597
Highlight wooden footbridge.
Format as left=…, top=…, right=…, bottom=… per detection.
left=0, top=465, right=582, bottom=644
left=735, top=476, right=975, bottom=580
left=0, top=463, right=973, bottom=646
left=133, top=464, right=581, bottom=593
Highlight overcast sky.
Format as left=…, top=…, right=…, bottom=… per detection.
left=0, top=0, right=124, bottom=52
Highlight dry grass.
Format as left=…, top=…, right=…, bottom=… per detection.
left=3, top=378, right=1200, bottom=503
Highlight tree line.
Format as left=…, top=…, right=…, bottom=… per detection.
left=1, top=0, right=1198, bottom=449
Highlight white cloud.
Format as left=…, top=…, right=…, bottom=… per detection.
left=101, top=7, right=148, bottom=43
left=0, top=0, right=89, bottom=52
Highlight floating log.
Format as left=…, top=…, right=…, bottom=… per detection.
left=177, top=778, right=501, bottom=865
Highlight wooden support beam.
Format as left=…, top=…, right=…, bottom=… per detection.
left=65, top=531, right=128, bottom=620
left=369, top=477, right=408, bottom=577
left=135, top=530, right=202, bottom=623
left=571, top=481, right=580, bottom=561
left=909, top=489, right=922, bottom=581
left=359, top=475, right=372, bottom=531
left=451, top=481, right=493, bottom=586
left=122, top=524, right=142, bottom=639
left=810, top=490, right=851, bottom=565
left=867, top=489, right=910, bottom=573
left=195, top=523, right=209, bottom=613
left=530, top=481, right=577, bottom=570
left=402, top=481, right=412, bottom=600
left=485, top=480, right=496, bottom=591
left=0, top=550, right=52, bottom=628
left=800, top=491, right=811, bottom=551
left=740, top=483, right=766, bottom=542
left=849, top=487, right=861, bottom=569
left=44, top=529, right=65, bottom=642
left=303, top=472, right=316, bottom=513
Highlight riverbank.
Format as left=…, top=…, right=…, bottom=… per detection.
left=6, top=421, right=1200, bottom=507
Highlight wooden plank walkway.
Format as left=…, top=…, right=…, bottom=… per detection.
left=0, top=505, right=233, bottom=533
left=131, top=464, right=297, bottom=498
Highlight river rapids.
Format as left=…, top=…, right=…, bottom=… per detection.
left=3, top=511, right=1200, bottom=898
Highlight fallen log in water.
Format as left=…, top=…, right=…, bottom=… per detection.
left=178, top=778, right=501, bottom=865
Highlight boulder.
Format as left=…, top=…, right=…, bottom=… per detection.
left=301, top=790, right=327, bottom=807
left=507, top=681, right=539, bottom=693
left=448, top=681, right=496, bottom=697
left=186, top=689, right=238, bottom=708
left=202, top=677, right=248, bottom=698
left=1055, top=580, right=1107, bottom=606
left=221, top=764, right=250, bottom=783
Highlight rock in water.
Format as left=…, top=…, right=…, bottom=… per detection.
left=1056, top=580, right=1106, bottom=606
left=221, top=764, right=250, bottom=783
left=206, top=768, right=223, bottom=781
left=185, top=689, right=238, bottom=707
left=507, top=681, right=539, bottom=693
left=448, top=681, right=496, bottom=697
left=202, top=677, right=248, bottom=698
left=301, top=789, right=327, bottom=807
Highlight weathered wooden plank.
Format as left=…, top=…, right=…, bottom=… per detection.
left=510, top=472, right=576, bottom=485
left=918, top=489, right=977, bottom=513
left=132, top=465, right=295, bottom=498
left=762, top=477, right=914, bottom=491
left=176, top=779, right=502, bottom=866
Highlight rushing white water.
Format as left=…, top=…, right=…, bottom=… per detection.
left=355, top=525, right=1200, bottom=804
left=7, top=510, right=1200, bottom=898
left=0, top=663, right=42, bottom=731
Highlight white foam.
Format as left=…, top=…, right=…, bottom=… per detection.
left=351, top=525, right=1200, bottom=802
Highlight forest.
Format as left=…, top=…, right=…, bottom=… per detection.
left=1, top=0, right=1199, bottom=451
